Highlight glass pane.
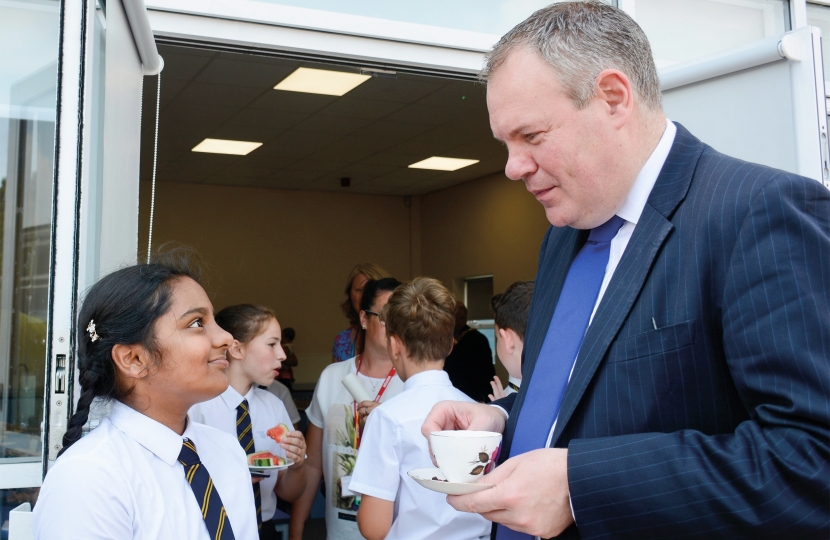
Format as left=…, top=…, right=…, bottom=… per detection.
left=630, top=0, right=788, bottom=67
left=807, top=3, right=830, bottom=83
left=252, top=0, right=611, bottom=37
left=0, top=0, right=61, bottom=471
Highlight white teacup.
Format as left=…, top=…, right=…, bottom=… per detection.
left=429, top=430, right=503, bottom=483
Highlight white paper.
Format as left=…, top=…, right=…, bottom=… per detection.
left=342, top=373, right=372, bottom=403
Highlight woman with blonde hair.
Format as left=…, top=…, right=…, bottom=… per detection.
left=331, top=263, right=390, bottom=363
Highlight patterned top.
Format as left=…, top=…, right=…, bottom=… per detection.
left=331, top=328, right=356, bottom=362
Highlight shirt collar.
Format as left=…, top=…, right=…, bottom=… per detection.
left=219, top=384, right=254, bottom=411
left=616, top=119, right=677, bottom=226
left=403, top=369, right=452, bottom=391
left=108, top=400, right=187, bottom=466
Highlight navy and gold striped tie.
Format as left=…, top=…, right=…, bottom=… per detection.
left=178, top=439, right=235, bottom=540
left=236, top=399, right=262, bottom=528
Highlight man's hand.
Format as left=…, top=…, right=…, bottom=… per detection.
left=447, top=448, right=574, bottom=538
left=421, top=401, right=507, bottom=466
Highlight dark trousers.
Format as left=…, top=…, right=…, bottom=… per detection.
left=258, top=520, right=283, bottom=540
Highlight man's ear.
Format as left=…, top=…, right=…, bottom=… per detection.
left=595, top=68, right=634, bottom=126
left=498, top=327, right=515, bottom=353
left=388, top=334, right=404, bottom=361
left=111, top=343, right=154, bottom=380
left=227, top=339, right=245, bottom=361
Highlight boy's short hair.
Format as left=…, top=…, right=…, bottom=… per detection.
left=381, top=277, right=456, bottom=362
left=491, top=281, right=534, bottom=339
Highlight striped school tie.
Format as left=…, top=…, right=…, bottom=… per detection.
left=178, top=438, right=235, bottom=540
left=236, top=399, right=262, bottom=529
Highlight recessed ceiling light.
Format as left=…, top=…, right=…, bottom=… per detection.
left=408, top=157, right=480, bottom=171
left=274, top=67, right=371, bottom=96
left=192, top=138, right=262, bottom=155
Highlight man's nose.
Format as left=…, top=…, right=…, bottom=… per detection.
left=504, top=150, right=536, bottom=181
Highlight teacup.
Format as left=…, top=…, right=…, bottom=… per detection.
left=429, top=430, right=502, bottom=483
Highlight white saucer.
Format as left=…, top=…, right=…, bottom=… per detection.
left=407, top=467, right=494, bottom=495
left=248, top=458, right=294, bottom=473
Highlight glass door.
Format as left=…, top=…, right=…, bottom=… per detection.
left=0, top=0, right=62, bottom=524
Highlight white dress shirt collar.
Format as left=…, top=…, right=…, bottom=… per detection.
left=616, top=119, right=677, bottom=226
left=108, top=400, right=186, bottom=467
left=403, top=369, right=452, bottom=391
left=219, top=383, right=255, bottom=411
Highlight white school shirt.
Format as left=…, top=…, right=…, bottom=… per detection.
left=349, top=370, right=491, bottom=540
left=266, top=380, right=301, bottom=426
left=33, top=400, right=258, bottom=540
left=306, top=356, right=405, bottom=540
left=189, top=385, right=294, bottom=522
left=505, top=376, right=521, bottom=396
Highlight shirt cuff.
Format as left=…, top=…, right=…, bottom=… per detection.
left=489, top=404, right=509, bottom=420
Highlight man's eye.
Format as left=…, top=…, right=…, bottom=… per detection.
left=189, top=318, right=204, bottom=328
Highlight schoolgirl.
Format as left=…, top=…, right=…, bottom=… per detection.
left=189, top=304, right=307, bottom=540
left=34, top=262, right=258, bottom=539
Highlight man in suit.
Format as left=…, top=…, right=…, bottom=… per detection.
left=422, top=3, right=829, bottom=539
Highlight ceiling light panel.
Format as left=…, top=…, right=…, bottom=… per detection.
left=192, top=138, right=262, bottom=155
left=274, top=67, right=371, bottom=96
left=408, top=156, right=479, bottom=171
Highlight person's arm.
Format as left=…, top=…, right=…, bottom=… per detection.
left=275, top=430, right=306, bottom=502
left=288, top=423, right=322, bottom=540
left=357, top=495, right=394, bottom=540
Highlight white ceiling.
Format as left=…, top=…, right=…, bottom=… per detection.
left=139, top=44, right=507, bottom=195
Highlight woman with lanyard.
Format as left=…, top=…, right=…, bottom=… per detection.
left=292, top=278, right=404, bottom=540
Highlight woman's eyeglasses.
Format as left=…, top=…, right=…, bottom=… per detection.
left=364, top=310, right=386, bottom=326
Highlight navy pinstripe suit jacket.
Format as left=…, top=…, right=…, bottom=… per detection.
left=495, top=123, right=830, bottom=539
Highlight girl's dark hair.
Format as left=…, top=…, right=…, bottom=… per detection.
left=354, top=277, right=401, bottom=355
left=59, top=261, right=200, bottom=457
left=215, top=304, right=276, bottom=344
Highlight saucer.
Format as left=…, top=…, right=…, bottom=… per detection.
left=248, top=458, right=294, bottom=473
left=407, top=467, right=494, bottom=495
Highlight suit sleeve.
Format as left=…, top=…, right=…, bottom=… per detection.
left=490, top=393, right=517, bottom=415
left=566, top=176, right=830, bottom=538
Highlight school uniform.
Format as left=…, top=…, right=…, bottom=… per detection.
left=33, top=400, right=258, bottom=540
left=189, top=385, right=293, bottom=538
left=505, top=376, right=521, bottom=396
left=349, top=370, right=491, bottom=540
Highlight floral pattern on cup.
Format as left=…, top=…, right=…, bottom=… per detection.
left=468, top=445, right=502, bottom=475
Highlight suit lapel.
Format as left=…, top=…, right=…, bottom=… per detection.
left=548, top=122, right=705, bottom=446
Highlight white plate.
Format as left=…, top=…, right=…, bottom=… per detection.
left=407, top=467, right=494, bottom=495
left=248, top=458, right=294, bottom=473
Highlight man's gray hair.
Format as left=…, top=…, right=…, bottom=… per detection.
left=482, top=1, right=662, bottom=111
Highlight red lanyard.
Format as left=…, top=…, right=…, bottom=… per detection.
left=352, top=354, right=396, bottom=449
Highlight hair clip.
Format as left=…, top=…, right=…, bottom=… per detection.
left=86, top=320, right=100, bottom=342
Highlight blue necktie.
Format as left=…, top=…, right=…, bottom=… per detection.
left=179, top=439, right=236, bottom=540
left=497, top=215, right=624, bottom=540
left=236, top=399, right=262, bottom=528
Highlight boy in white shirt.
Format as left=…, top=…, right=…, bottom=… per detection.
left=487, top=281, right=534, bottom=401
left=349, top=277, right=491, bottom=540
